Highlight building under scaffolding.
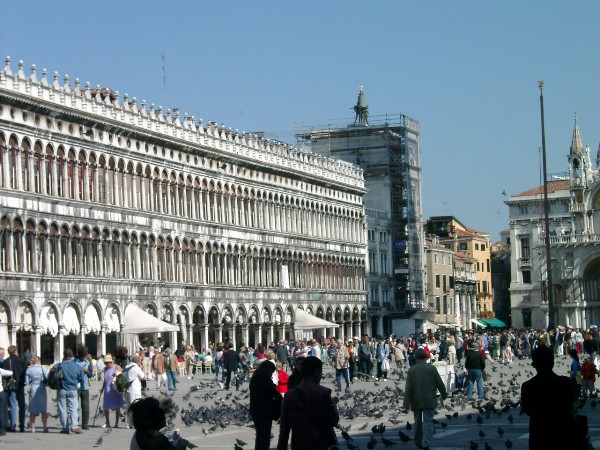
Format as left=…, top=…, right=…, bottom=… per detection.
left=296, top=88, right=428, bottom=335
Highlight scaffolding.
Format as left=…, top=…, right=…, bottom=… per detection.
left=296, top=115, right=426, bottom=318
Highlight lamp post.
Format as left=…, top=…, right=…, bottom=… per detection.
left=539, top=81, right=555, bottom=329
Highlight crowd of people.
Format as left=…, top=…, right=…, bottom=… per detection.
left=0, top=324, right=597, bottom=448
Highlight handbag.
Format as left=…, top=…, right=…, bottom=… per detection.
left=2, top=358, right=18, bottom=393
left=381, top=358, right=391, bottom=372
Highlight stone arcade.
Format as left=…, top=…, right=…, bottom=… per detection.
left=0, top=57, right=368, bottom=363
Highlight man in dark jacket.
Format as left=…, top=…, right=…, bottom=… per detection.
left=2, top=345, right=25, bottom=432
left=358, top=334, right=373, bottom=381
left=222, top=343, right=240, bottom=390
left=522, top=345, right=581, bottom=450
left=277, top=356, right=339, bottom=450
left=464, top=341, right=485, bottom=399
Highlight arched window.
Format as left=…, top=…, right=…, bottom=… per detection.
left=0, top=216, right=10, bottom=271
left=8, top=135, right=19, bottom=189
left=21, top=139, right=31, bottom=192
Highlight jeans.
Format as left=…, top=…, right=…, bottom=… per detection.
left=466, top=369, right=484, bottom=398
left=360, top=358, right=372, bottom=380
left=57, top=389, right=79, bottom=431
left=413, top=409, right=434, bottom=448
left=77, top=389, right=89, bottom=428
left=335, top=368, right=351, bottom=390
left=166, top=369, right=177, bottom=390
left=7, top=387, right=25, bottom=430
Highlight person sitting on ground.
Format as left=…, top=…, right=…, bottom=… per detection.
left=129, top=397, right=187, bottom=450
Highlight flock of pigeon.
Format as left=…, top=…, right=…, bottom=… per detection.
left=84, top=355, right=595, bottom=449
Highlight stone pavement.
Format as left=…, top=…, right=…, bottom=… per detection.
left=1, top=355, right=599, bottom=449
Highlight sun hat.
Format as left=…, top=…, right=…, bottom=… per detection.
left=103, top=355, right=114, bottom=363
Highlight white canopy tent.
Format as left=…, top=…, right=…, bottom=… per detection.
left=293, top=308, right=338, bottom=341
left=122, top=304, right=179, bottom=354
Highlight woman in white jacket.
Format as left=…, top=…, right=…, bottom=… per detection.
left=0, top=363, right=14, bottom=437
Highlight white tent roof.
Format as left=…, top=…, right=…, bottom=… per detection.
left=122, top=304, right=179, bottom=334
left=294, top=308, right=338, bottom=330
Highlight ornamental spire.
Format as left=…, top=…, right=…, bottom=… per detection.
left=570, top=114, right=584, bottom=156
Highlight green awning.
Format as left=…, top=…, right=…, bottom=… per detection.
left=480, top=318, right=506, bottom=328
left=471, top=319, right=487, bottom=329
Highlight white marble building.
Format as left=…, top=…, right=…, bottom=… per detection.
left=0, top=57, right=368, bottom=363
left=507, top=120, right=600, bottom=329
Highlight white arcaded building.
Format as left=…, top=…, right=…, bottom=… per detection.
left=0, top=57, right=368, bottom=363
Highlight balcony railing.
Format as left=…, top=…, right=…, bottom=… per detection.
left=550, top=233, right=600, bottom=246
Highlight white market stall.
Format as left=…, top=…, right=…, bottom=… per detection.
left=122, top=304, right=179, bottom=354
left=293, top=308, right=339, bottom=341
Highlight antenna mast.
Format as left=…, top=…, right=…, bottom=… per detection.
left=162, top=54, right=167, bottom=106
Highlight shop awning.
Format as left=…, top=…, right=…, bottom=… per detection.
left=85, top=305, right=101, bottom=334
left=105, top=306, right=121, bottom=333
left=40, top=306, right=59, bottom=337
left=470, top=318, right=487, bottom=329
left=480, top=318, right=506, bottom=328
left=63, top=305, right=81, bottom=335
left=294, top=308, right=339, bottom=330
left=122, top=304, right=179, bottom=334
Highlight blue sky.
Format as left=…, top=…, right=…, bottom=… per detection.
left=2, top=2, right=599, bottom=240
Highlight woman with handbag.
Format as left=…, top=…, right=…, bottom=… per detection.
left=100, top=355, right=123, bottom=428
left=24, top=356, right=48, bottom=433
left=250, top=361, right=282, bottom=450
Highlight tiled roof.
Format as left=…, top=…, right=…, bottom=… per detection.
left=512, top=180, right=569, bottom=197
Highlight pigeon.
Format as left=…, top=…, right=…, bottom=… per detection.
left=406, top=421, right=413, bottom=431
left=441, top=422, right=448, bottom=428
left=507, top=414, right=514, bottom=424
left=505, top=439, right=513, bottom=449
left=341, top=431, right=353, bottom=442
left=235, top=439, right=247, bottom=447
left=479, top=430, right=486, bottom=439
left=497, top=426, right=504, bottom=436
left=367, top=436, right=377, bottom=449
left=467, top=413, right=473, bottom=420
left=485, top=443, right=493, bottom=450
left=381, top=436, right=396, bottom=447
left=470, top=442, right=479, bottom=450
left=358, top=422, right=369, bottom=431
left=476, top=415, right=483, bottom=425
left=398, top=430, right=412, bottom=442
left=93, top=436, right=103, bottom=447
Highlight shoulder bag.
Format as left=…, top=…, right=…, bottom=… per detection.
left=2, top=359, right=18, bottom=392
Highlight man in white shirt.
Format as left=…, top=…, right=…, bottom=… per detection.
left=123, top=355, right=145, bottom=429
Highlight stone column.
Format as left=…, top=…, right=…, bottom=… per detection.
left=228, top=325, right=236, bottom=348
left=34, top=325, right=42, bottom=357
left=254, top=324, right=262, bottom=346
left=267, top=324, right=274, bottom=344
left=58, top=325, right=66, bottom=362
left=100, top=323, right=107, bottom=355
left=214, top=325, right=222, bottom=344
left=81, top=162, right=89, bottom=201
left=9, top=325, right=17, bottom=347
left=241, top=325, right=249, bottom=346
left=203, top=325, right=209, bottom=348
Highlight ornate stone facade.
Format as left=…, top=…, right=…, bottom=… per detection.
left=0, top=57, right=368, bottom=363
left=507, top=120, right=600, bottom=329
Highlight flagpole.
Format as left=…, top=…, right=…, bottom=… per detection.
left=539, top=81, right=555, bottom=330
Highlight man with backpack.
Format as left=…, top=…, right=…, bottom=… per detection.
left=74, top=346, right=93, bottom=430
left=122, top=355, right=145, bottom=429
left=49, top=349, right=85, bottom=434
